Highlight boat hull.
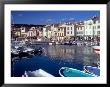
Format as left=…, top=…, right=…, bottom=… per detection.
left=84, top=66, right=100, bottom=76
left=59, top=67, right=94, bottom=77
left=92, top=46, right=100, bottom=54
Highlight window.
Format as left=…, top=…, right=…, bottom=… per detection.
left=71, top=31, right=72, bottom=34
left=82, top=27, right=84, bottom=29
left=67, top=32, right=69, bottom=34
left=61, top=28, right=63, bottom=31
left=58, top=33, right=59, bottom=36
left=97, top=31, right=100, bottom=34
left=67, top=27, right=69, bottom=30
left=71, top=27, right=72, bottom=30
left=60, top=33, right=61, bottom=36
left=93, top=26, right=94, bottom=29
left=94, top=26, right=96, bottom=29
left=93, top=21, right=96, bottom=24
left=89, top=25, right=91, bottom=29
left=31, top=32, right=32, bottom=36
left=98, top=25, right=100, bottom=29
left=80, top=27, right=81, bottom=30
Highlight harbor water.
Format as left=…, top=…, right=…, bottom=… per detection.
left=11, top=45, right=100, bottom=77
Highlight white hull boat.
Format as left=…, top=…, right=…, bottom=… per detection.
left=22, top=69, right=55, bottom=77
left=92, top=46, right=100, bottom=54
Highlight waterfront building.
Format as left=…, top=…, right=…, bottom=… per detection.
left=20, top=27, right=27, bottom=38
left=92, top=16, right=100, bottom=41
left=50, top=24, right=58, bottom=41
left=65, top=24, right=75, bottom=37
left=43, top=27, right=47, bottom=37
left=37, top=28, right=43, bottom=37
left=44, top=24, right=58, bottom=42
left=11, top=27, right=21, bottom=40
left=45, top=25, right=52, bottom=40
left=57, top=24, right=66, bottom=42
left=11, top=16, right=100, bottom=43
left=84, top=19, right=94, bottom=40
left=76, top=21, right=85, bottom=40
left=84, top=16, right=100, bottom=41
left=54, top=22, right=76, bottom=41
left=26, top=27, right=39, bottom=39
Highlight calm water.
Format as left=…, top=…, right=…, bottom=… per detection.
left=11, top=45, right=100, bottom=77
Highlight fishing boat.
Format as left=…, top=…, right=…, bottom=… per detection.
left=59, top=67, right=95, bottom=77
left=84, top=66, right=100, bottom=76
left=22, top=69, right=54, bottom=77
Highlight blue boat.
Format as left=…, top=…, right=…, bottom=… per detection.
left=84, top=66, right=100, bottom=76
left=59, top=67, right=94, bottom=77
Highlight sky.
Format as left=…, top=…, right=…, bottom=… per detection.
left=11, top=11, right=100, bottom=25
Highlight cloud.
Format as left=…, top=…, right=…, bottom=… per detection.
left=69, top=18, right=74, bottom=20
left=61, top=18, right=66, bottom=21
left=46, top=19, right=52, bottom=22
left=46, top=19, right=54, bottom=24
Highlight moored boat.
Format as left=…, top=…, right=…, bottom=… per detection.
left=92, top=46, right=100, bottom=54
left=59, top=67, right=95, bottom=77
left=49, top=42, right=53, bottom=45
left=84, top=66, right=100, bottom=76
left=23, top=47, right=35, bottom=54
left=11, top=49, right=19, bottom=58
left=34, top=47, right=43, bottom=55
left=22, top=69, right=55, bottom=77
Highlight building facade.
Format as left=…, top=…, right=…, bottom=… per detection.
left=84, top=16, right=100, bottom=41
left=76, top=21, right=85, bottom=40
left=11, top=16, right=100, bottom=42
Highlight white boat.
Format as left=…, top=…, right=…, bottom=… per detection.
left=49, top=43, right=52, bottom=45
left=14, top=46, right=20, bottom=49
left=11, top=49, right=19, bottom=55
left=92, top=46, right=100, bottom=54
left=37, top=38, right=42, bottom=41
left=23, top=47, right=34, bottom=53
left=56, top=42, right=59, bottom=45
left=22, top=69, right=55, bottom=77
